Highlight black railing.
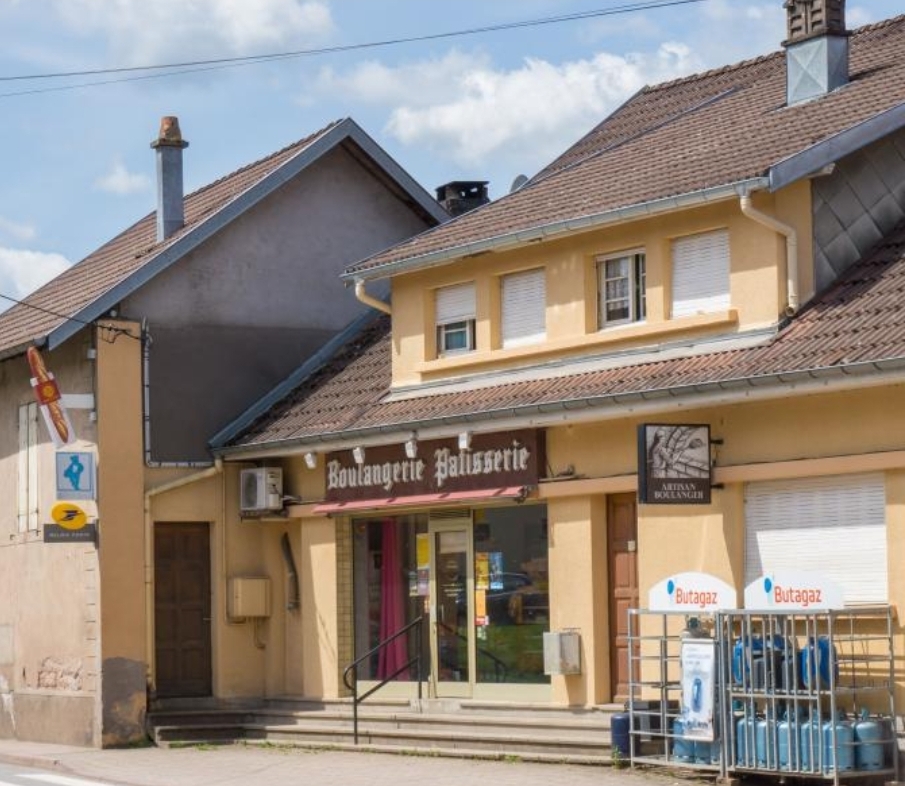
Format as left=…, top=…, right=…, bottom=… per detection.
left=342, top=614, right=425, bottom=745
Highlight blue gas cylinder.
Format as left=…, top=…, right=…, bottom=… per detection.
left=800, top=636, right=838, bottom=689
left=778, top=711, right=799, bottom=771
left=694, top=737, right=720, bottom=765
left=823, top=713, right=854, bottom=773
left=611, top=712, right=631, bottom=759
left=800, top=713, right=822, bottom=772
left=756, top=711, right=777, bottom=769
left=853, top=709, right=884, bottom=771
left=737, top=713, right=757, bottom=767
left=673, top=717, right=695, bottom=763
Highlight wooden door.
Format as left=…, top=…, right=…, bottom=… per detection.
left=154, top=522, right=212, bottom=698
left=607, top=494, right=638, bottom=701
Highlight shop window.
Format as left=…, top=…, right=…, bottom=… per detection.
left=17, top=402, right=38, bottom=533
left=352, top=514, right=429, bottom=680
left=501, top=268, right=546, bottom=348
left=671, top=228, right=730, bottom=318
left=473, top=504, right=549, bottom=684
left=597, top=250, right=646, bottom=327
left=744, top=473, right=887, bottom=604
left=435, top=282, right=476, bottom=355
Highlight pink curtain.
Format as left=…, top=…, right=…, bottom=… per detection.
left=377, top=519, right=407, bottom=679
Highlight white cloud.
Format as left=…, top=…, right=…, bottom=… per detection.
left=323, top=44, right=701, bottom=171
left=52, top=0, right=334, bottom=64
left=0, top=247, right=71, bottom=311
left=0, top=216, right=36, bottom=242
left=95, top=160, right=151, bottom=196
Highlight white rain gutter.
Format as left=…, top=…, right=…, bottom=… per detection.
left=143, top=459, right=223, bottom=689
left=740, top=193, right=799, bottom=315
left=354, top=280, right=391, bottom=315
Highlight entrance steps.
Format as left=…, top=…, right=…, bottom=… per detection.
left=147, top=698, right=622, bottom=764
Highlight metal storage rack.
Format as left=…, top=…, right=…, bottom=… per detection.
left=719, top=607, right=898, bottom=786
left=626, top=608, right=723, bottom=773
left=627, top=606, right=898, bottom=786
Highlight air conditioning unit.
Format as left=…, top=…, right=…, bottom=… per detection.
left=240, top=467, right=283, bottom=514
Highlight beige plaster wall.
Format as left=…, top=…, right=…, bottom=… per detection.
left=390, top=191, right=804, bottom=387
left=0, top=331, right=100, bottom=745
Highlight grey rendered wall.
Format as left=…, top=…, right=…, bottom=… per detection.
left=123, top=143, right=432, bottom=462
left=813, top=129, right=905, bottom=292
left=0, top=333, right=101, bottom=745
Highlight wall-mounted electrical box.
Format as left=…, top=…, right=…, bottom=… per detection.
left=543, top=630, right=581, bottom=675
left=228, top=576, right=272, bottom=620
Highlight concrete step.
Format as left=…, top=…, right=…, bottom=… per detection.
left=147, top=700, right=619, bottom=763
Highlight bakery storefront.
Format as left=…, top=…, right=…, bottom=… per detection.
left=315, top=429, right=550, bottom=700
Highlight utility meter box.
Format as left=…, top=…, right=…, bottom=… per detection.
left=543, top=630, right=581, bottom=675
left=229, top=576, right=272, bottom=619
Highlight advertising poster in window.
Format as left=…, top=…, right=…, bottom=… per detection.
left=637, top=424, right=711, bottom=504
left=680, top=638, right=716, bottom=741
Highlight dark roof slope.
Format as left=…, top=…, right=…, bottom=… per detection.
left=226, top=219, right=905, bottom=452
left=346, top=15, right=905, bottom=280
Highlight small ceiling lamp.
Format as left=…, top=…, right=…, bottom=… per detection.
left=458, top=431, right=472, bottom=451
left=304, top=452, right=317, bottom=470
left=352, top=446, right=366, bottom=465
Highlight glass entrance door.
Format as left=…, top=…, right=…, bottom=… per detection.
left=430, top=524, right=473, bottom=697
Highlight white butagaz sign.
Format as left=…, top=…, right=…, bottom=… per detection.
left=648, top=572, right=737, bottom=612
left=680, top=639, right=717, bottom=742
left=744, top=571, right=845, bottom=610
left=637, top=423, right=712, bottom=504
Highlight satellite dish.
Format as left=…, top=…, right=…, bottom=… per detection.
left=509, top=174, right=529, bottom=193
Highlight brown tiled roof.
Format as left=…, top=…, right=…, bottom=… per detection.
left=346, top=15, right=905, bottom=279
left=0, top=120, right=345, bottom=357
left=226, top=220, right=905, bottom=451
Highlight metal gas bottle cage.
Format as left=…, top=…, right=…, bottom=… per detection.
left=626, top=607, right=899, bottom=786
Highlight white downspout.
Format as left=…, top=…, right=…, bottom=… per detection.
left=740, top=194, right=799, bottom=316
left=144, top=459, right=224, bottom=694
left=354, top=279, right=391, bottom=315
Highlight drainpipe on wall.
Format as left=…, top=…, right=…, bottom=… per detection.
left=354, top=279, right=392, bottom=315
left=143, top=459, right=223, bottom=695
left=740, top=194, right=799, bottom=316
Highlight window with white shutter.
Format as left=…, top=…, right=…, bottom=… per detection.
left=435, top=282, right=476, bottom=355
left=17, top=402, right=39, bottom=532
left=671, top=229, right=730, bottom=318
left=744, top=473, right=887, bottom=604
left=501, top=268, right=546, bottom=348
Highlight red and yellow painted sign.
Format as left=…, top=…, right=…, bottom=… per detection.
left=26, top=347, right=75, bottom=447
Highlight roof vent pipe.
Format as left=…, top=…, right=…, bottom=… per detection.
left=740, top=194, right=799, bottom=316
left=783, top=0, right=849, bottom=105
left=151, top=116, right=189, bottom=242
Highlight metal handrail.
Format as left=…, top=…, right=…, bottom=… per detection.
left=342, top=614, right=425, bottom=745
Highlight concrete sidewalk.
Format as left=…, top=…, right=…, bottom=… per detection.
left=0, top=740, right=705, bottom=786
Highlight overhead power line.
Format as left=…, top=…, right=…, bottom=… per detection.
left=0, top=0, right=707, bottom=98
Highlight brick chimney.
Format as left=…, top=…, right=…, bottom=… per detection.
left=783, top=0, right=850, bottom=105
left=435, top=181, right=490, bottom=217
left=150, top=116, right=189, bottom=242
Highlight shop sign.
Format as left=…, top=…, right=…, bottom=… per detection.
left=26, top=347, right=76, bottom=448
left=648, top=572, right=737, bottom=612
left=744, top=571, right=844, bottom=610
left=680, top=639, right=717, bottom=742
left=637, top=423, right=712, bottom=505
left=44, top=521, right=97, bottom=544
left=325, top=429, right=545, bottom=503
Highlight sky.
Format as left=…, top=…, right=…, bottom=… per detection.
left=0, top=0, right=901, bottom=311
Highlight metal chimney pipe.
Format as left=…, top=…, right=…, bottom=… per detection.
left=150, top=116, right=189, bottom=242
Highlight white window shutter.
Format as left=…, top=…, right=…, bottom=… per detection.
left=436, top=282, right=475, bottom=324
left=744, top=473, right=887, bottom=604
left=17, top=403, right=38, bottom=533
left=501, top=268, right=546, bottom=348
left=672, top=229, right=730, bottom=318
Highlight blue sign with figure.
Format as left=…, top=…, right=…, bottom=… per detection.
left=55, top=451, right=96, bottom=501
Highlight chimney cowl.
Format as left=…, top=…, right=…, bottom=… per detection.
left=435, top=180, right=490, bottom=217
left=783, top=0, right=850, bottom=106
left=783, top=0, right=848, bottom=46
left=151, top=116, right=189, bottom=150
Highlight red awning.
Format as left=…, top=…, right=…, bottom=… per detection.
left=311, top=485, right=529, bottom=515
